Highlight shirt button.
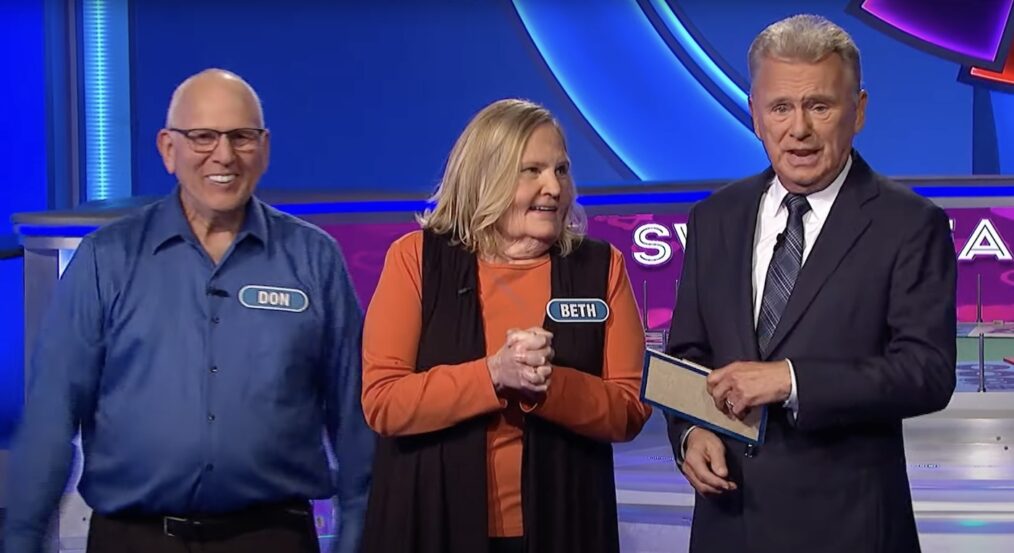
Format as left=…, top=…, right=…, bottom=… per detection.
left=205, top=464, right=214, bottom=472
left=210, top=366, right=218, bottom=374
left=211, top=316, right=221, bottom=324
left=207, top=414, right=216, bottom=422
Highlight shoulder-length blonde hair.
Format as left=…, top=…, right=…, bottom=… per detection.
left=417, top=98, right=586, bottom=257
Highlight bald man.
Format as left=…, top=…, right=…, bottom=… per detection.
left=4, top=69, right=373, bottom=553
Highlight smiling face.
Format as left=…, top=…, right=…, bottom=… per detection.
left=496, top=123, right=573, bottom=258
left=749, top=54, right=867, bottom=194
left=156, top=72, right=269, bottom=222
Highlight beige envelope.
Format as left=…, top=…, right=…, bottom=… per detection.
left=641, top=349, right=766, bottom=444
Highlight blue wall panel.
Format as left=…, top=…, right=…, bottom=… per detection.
left=990, top=91, right=1014, bottom=173
left=127, top=0, right=999, bottom=195
left=677, top=0, right=975, bottom=176
left=0, top=0, right=48, bottom=444
left=129, top=0, right=631, bottom=196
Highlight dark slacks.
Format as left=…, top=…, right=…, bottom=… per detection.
left=489, top=537, right=524, bottom=553
left=87, top=505, right=320, bottom=553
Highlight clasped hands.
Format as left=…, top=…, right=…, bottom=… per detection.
left=487, top=327, right=554, bottom=401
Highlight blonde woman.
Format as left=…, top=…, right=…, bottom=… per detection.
left=360, top=99, right=651, bottom=553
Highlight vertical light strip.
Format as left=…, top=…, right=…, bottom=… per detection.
left=81, top=0, right=131, bottom=201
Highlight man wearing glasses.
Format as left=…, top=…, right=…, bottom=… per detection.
left=4, top=69, right=373, bottom=553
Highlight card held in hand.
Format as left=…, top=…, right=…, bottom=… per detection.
left=640, top=349, right=767, bottom=445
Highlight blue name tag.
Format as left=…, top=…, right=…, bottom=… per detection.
left=546, top=298, right=610, bottom=323
left=239, top=285, right=309, bottom=313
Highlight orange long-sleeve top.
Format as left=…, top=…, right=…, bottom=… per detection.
left=361, top=230, right=652, bottom=537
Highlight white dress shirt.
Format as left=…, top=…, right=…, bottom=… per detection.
left=754, top=155, right=851, bottom=415
left=679, top=156, right=852, bottom=458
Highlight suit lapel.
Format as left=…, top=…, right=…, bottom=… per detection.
left=762, top=153, right=878, bottom=359
left=726, top=172, right=770, bottom=362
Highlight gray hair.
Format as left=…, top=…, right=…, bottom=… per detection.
left=748, top=14, right=862, bottom=93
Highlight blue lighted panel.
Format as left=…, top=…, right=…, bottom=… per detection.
left=82, top=0, right=132, bottom=200
left=119, top=0, right=1009, bottom=199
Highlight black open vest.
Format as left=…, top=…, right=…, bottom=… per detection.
left=361, top=230, right=619, bottom=553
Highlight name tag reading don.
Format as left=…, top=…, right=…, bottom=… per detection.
left=546, top=298, right=609, bottom=323
left=239, top=285, right=309, bottom=313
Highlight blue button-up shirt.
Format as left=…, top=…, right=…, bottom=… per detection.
left=5, top=192, right=374, bottom=553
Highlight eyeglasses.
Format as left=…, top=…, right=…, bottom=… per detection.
left=168, top=127, right=266, bottom=153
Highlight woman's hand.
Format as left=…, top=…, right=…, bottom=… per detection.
left=487, top=328, right=554, bottom=397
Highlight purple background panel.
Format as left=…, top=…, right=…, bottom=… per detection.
left=322, top=207, right=1014, bottom=331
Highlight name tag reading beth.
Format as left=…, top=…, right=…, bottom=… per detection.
left=546, top=298, right=609, bottom=323
left=239, top=285, right=309, bottom=313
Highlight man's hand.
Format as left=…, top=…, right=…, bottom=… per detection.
left=707, top=360, right=792, bottom=419
left=682, top=428, right=736, bottom=495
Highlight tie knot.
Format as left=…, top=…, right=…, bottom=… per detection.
left=783, top=193, right=811, bottom=218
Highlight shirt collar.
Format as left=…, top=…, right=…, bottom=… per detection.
left=150, top=187, right=269, bottom=254
left=769, top=154, right=852, bottom=223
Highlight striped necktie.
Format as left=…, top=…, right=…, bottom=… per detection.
left=757, top=193, right=811, bottom=356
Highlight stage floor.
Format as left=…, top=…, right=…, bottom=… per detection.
left=31, top=392, right=1014, bottom=553
left=31, top=410, right=1014, bottom=552
left=610, top=404, right=1014, bottom=552
left=316, top=398, right=1014, bottom=552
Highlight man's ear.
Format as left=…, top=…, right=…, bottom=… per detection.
left=748, top=95, right=762, bottom=140
left=157, top=129, right=176, bottom=174
left=853, top=89, right=869, bottom=134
